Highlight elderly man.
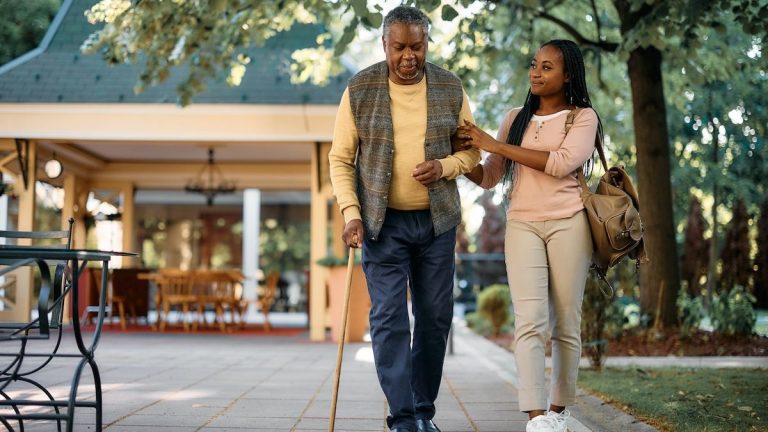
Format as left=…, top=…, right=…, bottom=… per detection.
left=328, top=6, right=479, bottom=432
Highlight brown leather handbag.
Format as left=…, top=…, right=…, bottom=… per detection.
left=565, top=109, right=648, bottom=278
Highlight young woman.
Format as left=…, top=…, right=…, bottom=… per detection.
left=458, top=39, right=602, bottom=432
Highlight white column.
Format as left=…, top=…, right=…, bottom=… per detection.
left=0, top=194, right=7, bottom=311
left=242, top=189, right=261, bottom=302
left=0, top=194, right=7, bottom=234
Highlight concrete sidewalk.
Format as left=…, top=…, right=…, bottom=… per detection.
left=18, top=326, right=768, bottom=432
left=2, top=324, right=702, bottom=431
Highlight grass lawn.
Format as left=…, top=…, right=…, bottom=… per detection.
left=756, top=309, right=768, bottom=336
left=578, top=367, right=768, bottom=432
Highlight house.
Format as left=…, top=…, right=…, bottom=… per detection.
left=0, top=0, right=354, bottom=340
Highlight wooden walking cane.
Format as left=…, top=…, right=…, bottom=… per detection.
left=328, top=245, right=356, bottom=432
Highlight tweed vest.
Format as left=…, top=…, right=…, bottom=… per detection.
left=348, top=61, right=463, bottom=240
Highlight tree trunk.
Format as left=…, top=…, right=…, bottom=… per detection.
left=626, top=46, right=680, bottom=327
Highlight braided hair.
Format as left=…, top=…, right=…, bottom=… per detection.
left=501, top=39, right=604, bottom=198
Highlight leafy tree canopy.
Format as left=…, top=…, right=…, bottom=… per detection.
left=0, top=0, right=61, bottom=66
left=82, top=0, right=766, bottom=308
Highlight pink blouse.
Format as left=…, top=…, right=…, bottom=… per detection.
left=479, top=108, right=598, bottom=221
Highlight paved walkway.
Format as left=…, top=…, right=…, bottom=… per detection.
left=8, top=322, right=765, bottom=432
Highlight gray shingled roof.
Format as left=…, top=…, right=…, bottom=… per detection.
left=0, top=0, right=351, bottom=105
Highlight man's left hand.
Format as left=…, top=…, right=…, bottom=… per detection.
left=412, top=160, right=443, bottom=186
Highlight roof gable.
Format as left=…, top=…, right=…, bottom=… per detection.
left=0, top=0, right=350, bottom=105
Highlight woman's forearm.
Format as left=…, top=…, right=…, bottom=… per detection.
left=491, top=142, right=549, bottom=172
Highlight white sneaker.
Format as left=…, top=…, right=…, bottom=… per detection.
left=546, top=409, right=570, bottom=431
left=525, top=414, right=560, bottom=432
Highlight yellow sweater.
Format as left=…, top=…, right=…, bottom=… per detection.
left=329, top=77, right=479, bottom=223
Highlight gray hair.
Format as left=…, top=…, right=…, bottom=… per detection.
left=383, top=6, right=429, bottom=37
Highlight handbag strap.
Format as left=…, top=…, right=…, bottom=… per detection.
left=565, top=108, right=608, bottom=172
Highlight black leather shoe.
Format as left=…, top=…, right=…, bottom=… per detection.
left=389, top=428, right=413, bottom=432
left=416, top=419, right=442, bottom=432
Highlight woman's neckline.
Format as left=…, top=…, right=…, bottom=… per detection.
left=531, top=109, right=571, bottom=121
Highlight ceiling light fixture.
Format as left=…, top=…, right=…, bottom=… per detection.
left=44, top=152, right=63, bottom=179
left=184, top=147, right=236, bottom=206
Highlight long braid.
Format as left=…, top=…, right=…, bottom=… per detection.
left=501, top=39, right=605, bottom=201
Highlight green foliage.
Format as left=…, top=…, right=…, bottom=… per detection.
left=710, top=286, right=757, bottom=336
left=314, top=253, right=361, bottom=268
left=476, top=284, right=511, bottom=336
left=757, top=197, right=768, bottom=308
left=0, top=0, right=60, bottom=66
left=464, top=311, right=494, bottom=336
left=677, top=286, right=757, bottom=337
left=604, top=297, right=641, bottom=339
left=259, top=220, right=310, bottom=275
left=81, top=0, right=382, bottom=105
left=578, top=367, right=768, bottom=432
left=676, top=290, right=707, bottom=337
left=581, top=273, right=615, bottom=369
left=79, top=0, right=768, bottom=322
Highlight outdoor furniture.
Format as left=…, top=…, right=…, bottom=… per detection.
left=154, top=272, right=197, bottom=332
left=258, top=271, right=279, bottom=331
left=0, top=221, right=137, bottom=431
left=192, top=269, right=245, bottom=332
left=110, top=268, right=151, bottom=330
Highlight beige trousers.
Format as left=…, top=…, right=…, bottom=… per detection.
left=504, top=211, right=592, bottom=411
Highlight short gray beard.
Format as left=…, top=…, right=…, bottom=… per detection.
left=395, top=64, right=421, bottom=81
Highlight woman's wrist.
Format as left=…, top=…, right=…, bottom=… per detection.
left=487, top=139, right=503, bottom=154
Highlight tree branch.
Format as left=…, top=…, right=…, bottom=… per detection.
left=535, top=10, right=619, bottom=52
left=589, top=0, right=609, bottom=91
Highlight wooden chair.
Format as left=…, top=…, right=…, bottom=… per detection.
left=154, top=273, right=196, bottom=331
left=259, top=272, right=279, bottom=331
left=192, top=270, right=243, bottom=332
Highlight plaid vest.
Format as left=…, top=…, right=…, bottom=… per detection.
left=348, top=61, right=463, bottom=240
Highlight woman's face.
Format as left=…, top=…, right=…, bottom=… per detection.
left=528, top=45, right=569, bottom=98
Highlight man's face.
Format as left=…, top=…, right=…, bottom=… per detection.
left=382, top=22, right=427, bottom=85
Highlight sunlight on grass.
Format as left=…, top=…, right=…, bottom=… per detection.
left=578, top=367, right=768, bottom=432
left=755, top=310, right=768, bottom=336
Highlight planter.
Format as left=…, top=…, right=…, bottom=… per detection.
left=327, top=264, right=370, bottom=343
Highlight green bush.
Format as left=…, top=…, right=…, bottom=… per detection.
left=711, top=286, right=757, bottom=336
left=464, top=311, right=494, bottom=336
left=676, top=290, right=707, bottom=337
left=477, top=284, right=512, bottom=336
left=603, top=296, right=640, bottom=339
left=580, top=273, right=611, bottom=369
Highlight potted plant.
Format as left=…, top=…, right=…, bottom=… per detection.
left=317, top=252, right=370, bottom=343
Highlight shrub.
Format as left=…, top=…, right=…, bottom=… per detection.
left=464, top=311, right=493, bottom=336
left=676, top=290, right=707, bottom=337
left=477, top=284, right=511, bottom=336
left=711, top=286, right=757, bottom=336
left=581, top=273, right=611, bottom=370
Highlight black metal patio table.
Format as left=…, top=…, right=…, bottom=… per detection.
left=0, top=246, right=137, bottom=432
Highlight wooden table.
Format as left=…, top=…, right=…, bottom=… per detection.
left=138, top=269, right=246, bottom=332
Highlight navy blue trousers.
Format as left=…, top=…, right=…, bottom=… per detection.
left=362, top=208, right=455, bottom=431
